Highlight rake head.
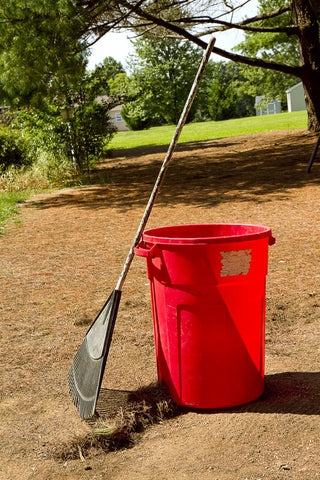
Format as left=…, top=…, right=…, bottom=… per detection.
left=68, top=289, right=121, bottom=419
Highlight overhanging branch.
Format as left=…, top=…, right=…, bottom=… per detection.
left=174, top=16, right=297, bottom=35
left=120, top=0, right=207, bottom=48
left=236, top=4, right=291, bottom=25
left=212, top=45, right=303, bottom=77
left=120, top=0, right=303, bottom=78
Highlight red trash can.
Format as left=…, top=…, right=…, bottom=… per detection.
left=135, top=224, right=275, bottom=409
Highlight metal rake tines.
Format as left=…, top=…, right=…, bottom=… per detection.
left=68, top=290, right=121, bottom=419
left=68, top=339, right=103, bottom=419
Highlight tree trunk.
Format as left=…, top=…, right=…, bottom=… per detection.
left=302, top=72, right=320, bottom=132
left=293, top=0, right=320, bottom=131
left=308, top=0, right=320, bottom=21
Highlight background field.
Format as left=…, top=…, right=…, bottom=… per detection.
left=109, top=111, right=307, bottom=150
left=0, top=111, right=308, bottom=233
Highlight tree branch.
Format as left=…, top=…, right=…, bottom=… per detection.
left=166, top=3, right=293, bottom=36
left=173, top=16, right=297, bottom=35
left=116, top=2, right=296, bottom=47
left=235, top=4, right=292, bottom=25
left=120, top=0, right=208, bottom=48
left=103, top=1, right=305, bottom=80
left=211, top=44, right=303, bottom=77
left=82, top=0, right=147, bottom=48
left=126, top=2, right=305, bottom=76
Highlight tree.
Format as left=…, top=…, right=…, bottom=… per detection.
left=119, top=37, right=203, bottom=128
left=78, top=0, right=320, bottom=131
left=1, top=1, right=320, bottom=131
left=206, top=61, right=255, bottom=120
left=16, top=65, right=120, bottom=174
left=234, top=0, right=300, bottom=108
left=0, top=0, right=87, bottom=107
left=87, top=57, right=125, bottom=97
left=0, top=4, right=124, bottom=177
left=69, top=100, right=115, bottom=173
left=52, top=66, right=121, bottom=173
left=207, top=70, right=238, bottom=121
left=115, top=73, right=163, bottom=130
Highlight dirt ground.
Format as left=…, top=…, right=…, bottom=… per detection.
left=1, top=129, right=320, bottom=480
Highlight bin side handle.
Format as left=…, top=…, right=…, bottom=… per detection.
left=269, top=236, right=276, bottom=246
left=134, top=242, right=159, bottom=258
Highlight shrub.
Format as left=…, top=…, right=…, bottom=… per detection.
left=0, top=126, right=32, bottom=170
left=70, top=100, right=116, bottom=172
left=16, top=101, right=116, bottom=175
left=121, top=101, right=164, bottom=131
left=16, top=106, right=69, bottom=159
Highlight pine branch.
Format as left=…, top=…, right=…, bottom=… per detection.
left=83, top=0, right=147, bottom=48
left=119, top=0, right=304, bottom=79
left=119, top=0, right=208, bottom=48
left=211, top=44, right=303, bottom=77
left=172, top=16, right=297, bottom=35
left=236, top=4, right=292, bottom=25
left=165, top=3, right=293, bottom=35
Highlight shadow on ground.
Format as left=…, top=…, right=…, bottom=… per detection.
left=26, top=134, right=320, bottom=212
left=221, top=371, right=320, bottom=416
left=96, top=371, right=320, bottom=420
left=56, top=372, right=319, bottom=460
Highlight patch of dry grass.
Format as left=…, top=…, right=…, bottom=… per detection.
left=52, top=383, right=180, bottom=461
left=0, top=165, right=50, bottom=192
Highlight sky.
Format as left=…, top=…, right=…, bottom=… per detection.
left=87, top=1, right=258, bottom=71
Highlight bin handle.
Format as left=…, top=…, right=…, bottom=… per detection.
left=269, top=235, right=276, bottom=246
left=134, top=241, right=159, bottom=258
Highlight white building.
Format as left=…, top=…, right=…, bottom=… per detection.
left=109, top=104, right=130, bottom=131
left=96, top=96, right=130, bottom=131
left=255, top=95, right=281, bottom=116
left=286, top=82, right=306, bottom=112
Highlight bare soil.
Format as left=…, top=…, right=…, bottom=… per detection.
left=1, top=129, right=320, bottom=480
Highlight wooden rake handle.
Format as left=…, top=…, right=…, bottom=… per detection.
left=115, top=37, right=216, bottom=291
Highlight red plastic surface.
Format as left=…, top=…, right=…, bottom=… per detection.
left=135, top=224, right=274, bottom=408
left=142, top=223, right=273, bottom=244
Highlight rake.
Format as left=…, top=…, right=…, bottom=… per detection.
left=68, top=37, right=216, bottom=419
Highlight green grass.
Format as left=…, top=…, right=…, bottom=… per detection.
left=109, top=111, right=308, bottom=150
left=0, top=190, right=30, bottom=233
left=0, top=110, right=308, bottom=233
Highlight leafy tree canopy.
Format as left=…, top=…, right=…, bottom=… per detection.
left=124, top=37, right=203, bottom=125
left=235, top=0, right=300, bottom=104
left=1, top=1, right=320, bottom=130
left=206, top=61, right=255, bottom=120
left=0, top=0, right=87, bottom=106
left=87, top=57, right=125, bottom=97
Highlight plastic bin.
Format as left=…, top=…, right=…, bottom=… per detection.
left=135, top=224, right=275, bottom=408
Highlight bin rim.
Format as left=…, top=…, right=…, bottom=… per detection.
left=142, top=223, right=273, bottom=245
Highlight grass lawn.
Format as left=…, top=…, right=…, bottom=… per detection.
left=0, top=191, right=30, bottom=233
left=0, top=110, right=308, bottom=233
left=109, top=111, right=308, bottom=150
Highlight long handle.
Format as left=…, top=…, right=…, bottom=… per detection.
left=115, top=37, right=216, bottom=291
